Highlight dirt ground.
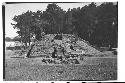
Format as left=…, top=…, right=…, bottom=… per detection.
left=4, top=50, right=117, bottom=81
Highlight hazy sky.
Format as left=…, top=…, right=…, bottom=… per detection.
left=5, top=2, right=103, bottom=38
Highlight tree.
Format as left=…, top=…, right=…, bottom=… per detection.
left=71, top=3, right=97, bottom=41
left=11, top=2, right=118, bottom=48
left=12, top=11, right=34, bottom=46
left=70, top=2, right=117, bottom=47
left=94, top=2, right=118, bottom=47
left=43, top=3, right=66, bottom=34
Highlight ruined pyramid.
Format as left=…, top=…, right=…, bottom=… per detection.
left=27, top=34, right=104, bottom=57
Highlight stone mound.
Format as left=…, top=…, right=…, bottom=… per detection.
left=26, top=34, right=104, bottom=64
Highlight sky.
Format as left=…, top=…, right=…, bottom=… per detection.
left=4, top=2, right=103, bottom=38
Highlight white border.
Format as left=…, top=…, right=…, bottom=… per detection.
left=1, top=0, right=125, bottom=82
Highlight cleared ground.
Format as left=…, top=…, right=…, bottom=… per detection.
left=5, top=50, right=117, bottom=81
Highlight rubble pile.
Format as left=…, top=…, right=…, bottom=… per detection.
left=75, top=40, right=104, bottom=55
left=27, top=34, right=104, bottom=64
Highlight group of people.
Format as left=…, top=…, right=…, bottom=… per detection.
left=50, top=34, right=77, bottom=61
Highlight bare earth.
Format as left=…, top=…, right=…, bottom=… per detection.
left=5, top=50, right=117, bottom=81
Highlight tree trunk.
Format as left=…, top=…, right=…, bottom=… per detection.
left=25, top=42, right=27, bottom=49
left=29, top=41, right=30, bottom=46
left=28, top=27, right=30, bottom=46
left=26, top=44, right=35, bottom=58
left=29, top=37, right=30, bottom=46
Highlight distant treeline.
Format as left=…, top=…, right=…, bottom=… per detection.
left=11, top=2, right=118, bottom=48
left=5, top=36, right=21, bottom=42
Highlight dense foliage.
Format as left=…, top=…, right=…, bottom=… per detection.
left=11, top=2, right=118, bottom=48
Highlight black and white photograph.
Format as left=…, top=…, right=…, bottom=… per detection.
left=3, top=2, right=118, bottom=81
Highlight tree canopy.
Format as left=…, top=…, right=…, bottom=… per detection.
left=11, top=2, right=118, bottom=48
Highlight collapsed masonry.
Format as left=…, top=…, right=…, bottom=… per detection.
left=26, top=34, right=104, bottom=64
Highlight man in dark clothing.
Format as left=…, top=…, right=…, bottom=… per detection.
left=70, top=45, right=74, bottom=50
left=52, top=47, right=57, bottom=58
left=26, top=44, right=35, bottom=58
